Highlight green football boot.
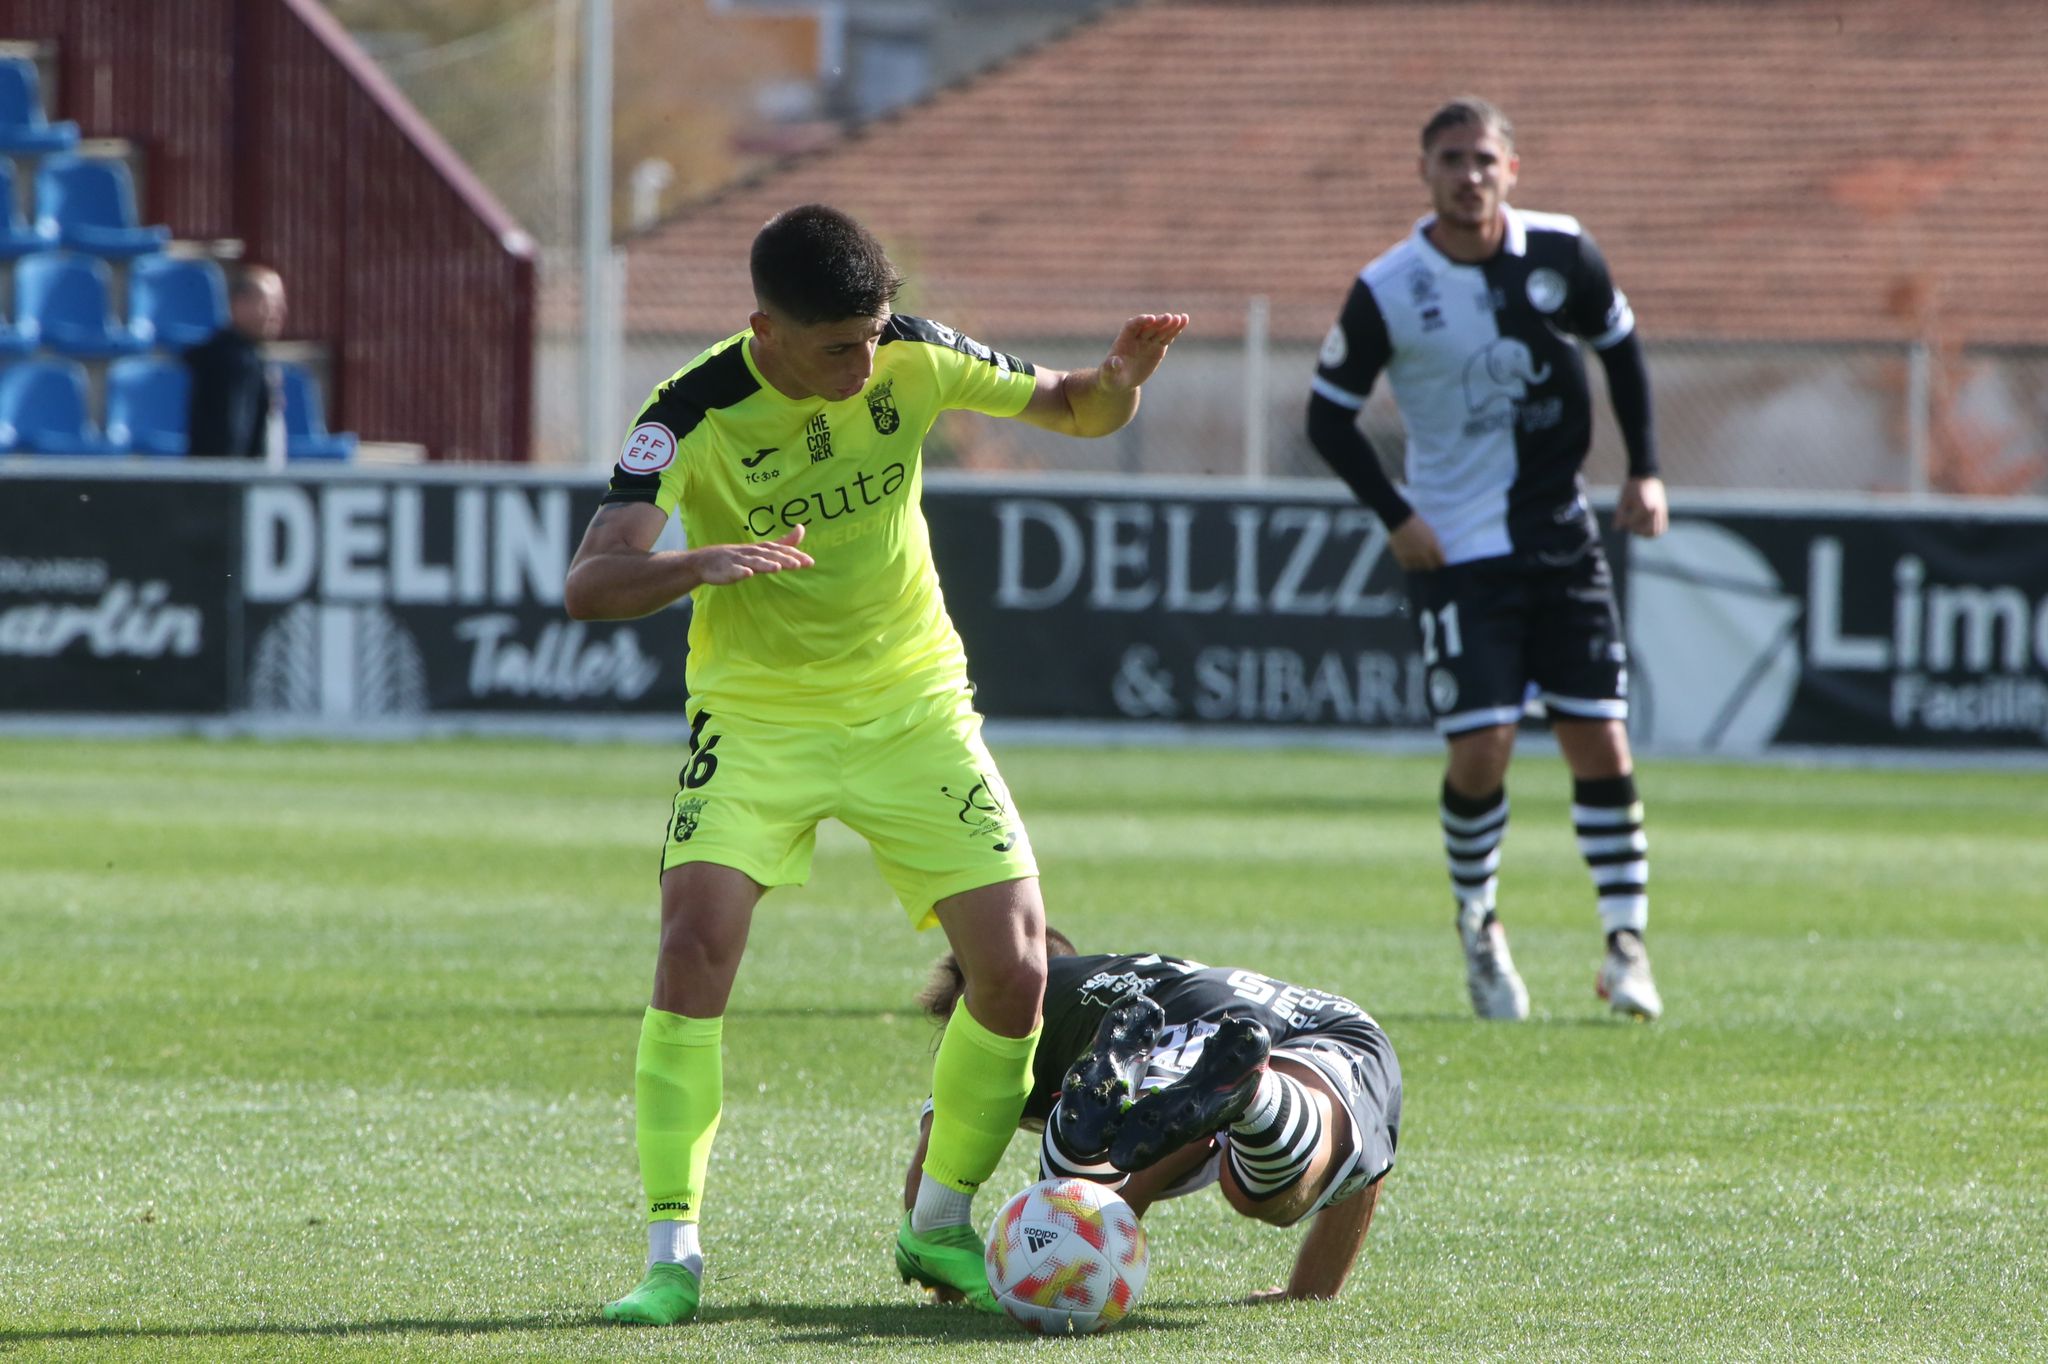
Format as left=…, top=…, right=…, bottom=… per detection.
left=601, top=1261, right=700, bottom=1325
left=895, top=1213, right=1000, bottom=1313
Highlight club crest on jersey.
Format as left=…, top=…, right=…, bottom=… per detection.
left=1319, top=324, right=1348, bottom=369
left=866, top=379, right=900, bottom=434
left=619, top=422, right=676, bottom=474
left=671, top=797, right=706, bottom=843
left=1525, top=267, right=1568, bottom=313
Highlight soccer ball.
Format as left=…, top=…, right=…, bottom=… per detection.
left=983, top=1177, right=1148, bottom=1334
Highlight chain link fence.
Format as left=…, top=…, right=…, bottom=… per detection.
left=341, top=0, right=2048, bottom=498
left=544, top=306, right=2048, bottom=497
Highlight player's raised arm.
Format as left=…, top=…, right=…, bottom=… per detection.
left=1015, top=312, right=1189, bottom=437
left=563, top=504, right=813, bottom=622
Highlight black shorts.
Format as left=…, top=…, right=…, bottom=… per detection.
left=1407, top=548, right=1629, bottom=737
left=1148, top=1016, right=1402, bottom=1217
left=1271, top=1019, right=1402, bottom=1216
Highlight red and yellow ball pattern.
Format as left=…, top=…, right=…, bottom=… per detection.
left=984, top=1177, right=1149, bottom=1334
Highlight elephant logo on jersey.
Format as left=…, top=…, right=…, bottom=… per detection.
left=1462, top=338, right=1553, bottom=415
left=866, top=379, right=900, bottom=434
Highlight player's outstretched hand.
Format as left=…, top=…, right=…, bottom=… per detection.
left=1099, top=313, right=1190, bottom=392
left=1615, top=475, right=1669, bottom=538
left=686, top=525, right=814, bottom=585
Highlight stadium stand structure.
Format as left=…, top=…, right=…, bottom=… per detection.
left=0, top=51, right=72, bottom=153
left=279, top=360, right=358, bottom=461
left=14, top=250, right=147, bottom=358
left=128, top=254, right=230, bottom=351
left=0, top=1, right=533, bottom=461
left=0, top=156, right=53, bottom=255
left=35, top=153, right=168, bottom=257
left=0, top=356, right=108, bottom=454
left=0, top=25, right=368, bottom=458
left=104, top=355, right=188, bottom=456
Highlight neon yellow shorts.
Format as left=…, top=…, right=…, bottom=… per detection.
left=661, top=688, right=1038, bottom=927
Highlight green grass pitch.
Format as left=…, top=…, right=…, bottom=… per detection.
left=2, top=735, right=2043, bottom=1362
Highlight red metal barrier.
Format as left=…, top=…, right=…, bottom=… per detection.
left=0, top=0, right=535, bottom=462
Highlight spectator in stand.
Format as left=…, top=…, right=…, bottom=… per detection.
left=184, top=265, right=286, bottom=460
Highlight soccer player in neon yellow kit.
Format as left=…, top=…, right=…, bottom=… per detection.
left=565, top=204, right=1187, bottom=1325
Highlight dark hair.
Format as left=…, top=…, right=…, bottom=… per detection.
left=1421, top=96, right=1514, bottom=152
left=749, top=204, right=904, bottom=324
left=916, top=926, right=1077, bottom=1026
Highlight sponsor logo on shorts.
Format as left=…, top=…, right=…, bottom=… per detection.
left=942, top=774, right=1018, bottom=852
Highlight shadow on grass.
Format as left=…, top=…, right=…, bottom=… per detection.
left=0, top=1313, right=572, bottom=1344
left=726, top=1299, right=1208, bottom=1345
left=2, top=1301, right=1207, bottom=1346
left=1372, top=1008, right=1664, bottom=1029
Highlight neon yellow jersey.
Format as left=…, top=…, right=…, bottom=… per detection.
left=602, top=315, right=1038, bottom=724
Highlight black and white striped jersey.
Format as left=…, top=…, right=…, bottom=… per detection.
left=1022, top=952, right=1386, bottom=1124
left=1312, top=206, right=1635, bottom=566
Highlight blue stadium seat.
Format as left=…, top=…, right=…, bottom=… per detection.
left=129, top=254, right=229, bottom=350
left=105, top=356, right=190, bottom=456
left=0, top=56, right=79, bottom=154
left=0, top=358, right=113, bottom=454
left=0, top=298, right=33, bottom=356
left=15, top=251, right=148, bottom=358
left=35, top=154, right=169, bottom=258
left=280, top=361, right=358, bottom=460
left=0, top=158, right=57, bottom=258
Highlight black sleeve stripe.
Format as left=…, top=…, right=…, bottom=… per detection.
left=881, top=313, right=1035, bottom=377
left=639, top=342, right=760, bottom=443
left=600, top=471, right=663, bottom=506
left=601, top=342, right=759, bottom=505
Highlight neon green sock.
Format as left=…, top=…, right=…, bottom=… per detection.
left=924, top=1003, right=1039, bottom=1195
left=635, top=1008, right=723, bottom=1223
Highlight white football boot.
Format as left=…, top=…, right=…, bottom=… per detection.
left=1597, top=929, right=1663, bottom=1021
left=1457, top=901, right=1530, bottom=1021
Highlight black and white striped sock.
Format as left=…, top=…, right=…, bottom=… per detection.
left=1573, top=774, right=1649, bottom=934
left=1040, top=1102, right=1128, bottom=1189
left=1442, top=781, right=1509, bottom=912
left=1225, top=1071, right=1322, bottom=1200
